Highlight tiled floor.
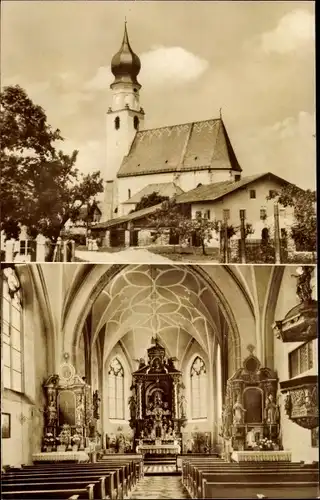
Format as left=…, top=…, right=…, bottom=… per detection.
left=129, top=475, right=189, bottom=499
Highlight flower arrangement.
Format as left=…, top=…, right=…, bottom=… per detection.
left=44, top=432, right=55, bottom=445
left=58, top=425, right=70, bottom=445
left=256, top=437, right=275, bottom=451
left=72, top=434, right=81, bottom=445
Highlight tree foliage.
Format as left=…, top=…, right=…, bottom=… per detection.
left=268, top=184, right=316, bottom=251
left=131, top=192, right=169, bottom=213
left=1, top=85, right=104, bottom=240
left=147, top=199, right=219, bottom=255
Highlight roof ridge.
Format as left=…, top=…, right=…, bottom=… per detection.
left=135, top=117, right=221, bottom=134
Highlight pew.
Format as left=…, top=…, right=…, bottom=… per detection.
left=202, top=480, right=319, bottom=499
left=1, top=483, right=95, bottom=500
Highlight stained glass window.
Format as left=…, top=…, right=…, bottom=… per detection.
left=190, top=356, right=207, bottom=419
left=108, top=358, right=124, bottom=419
left=1, top=271, right=23, bottom=393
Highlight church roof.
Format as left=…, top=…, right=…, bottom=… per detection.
left=111, top=22, right=141, bottom=87
left=123, top=182, right=184, bottom=204
left=117, top=118, right=242, bottom=178
left=175, top=172, right=292, bottom=204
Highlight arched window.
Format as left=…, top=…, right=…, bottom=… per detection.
left=190, top=356, right=207, bottom=419
left=114, top=116, right=120, bottom=130
left=108, top=358, right=124, bottom=419
left=133, top=116, right=139, bottom=131
left=1, top=268, right=23, bottom=393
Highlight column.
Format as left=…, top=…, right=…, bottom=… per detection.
left=137, top=382, right=143, bottom=420
left=104, top=230, right=111, bottom=248
left=36, top=234, right=47, bottom=262
left=274, top=203, right=281, bottom=264
left=239, top=209, right=246, bottom=264
left=124, top=229, right=130, bottom=248
left=172, top=380, right=178, bottom=419
left=5, top=239, right=15, bottom=262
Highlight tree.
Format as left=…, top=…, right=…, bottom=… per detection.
left=267, top=184, right=316, bottom=252
left=147, top=199, right=219, bottom=255
left=1, top=85, right=104, bottom=243
left=130, top=192, right=169, bottom=213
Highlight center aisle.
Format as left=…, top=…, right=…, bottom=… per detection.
left=129, top=475, right=189, bottom=499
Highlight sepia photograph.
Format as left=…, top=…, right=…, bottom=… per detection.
left=0, top=0, right=318, bottom=498
left=0, top=1, right=316, bottom=264
left=1, top=263, right=318, bottom=497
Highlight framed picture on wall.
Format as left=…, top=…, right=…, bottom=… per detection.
left=2, top=413, right=11, bottom=439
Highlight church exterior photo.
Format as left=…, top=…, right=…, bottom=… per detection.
left=84, top=24, right=314, bottom=264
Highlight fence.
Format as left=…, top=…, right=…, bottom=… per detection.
left=1, top=237, right=75, bottom=263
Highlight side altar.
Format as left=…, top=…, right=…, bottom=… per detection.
left=129, top=338, right=186, bottom=455
left=220, top=345, right=290, bottom=462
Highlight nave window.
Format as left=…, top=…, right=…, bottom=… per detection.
left=190, top=356, right=207, bottom=419
left=108, top=358, right=125, bottom=420
left=1, top=268, right=23, bottom=393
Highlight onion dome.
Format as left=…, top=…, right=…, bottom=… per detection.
left=111, top=22, right=141, bottom=86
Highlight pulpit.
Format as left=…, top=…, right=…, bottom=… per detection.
left=220, top=345, right=281, bottom=455
left=128, top=338, right=186, bottom=455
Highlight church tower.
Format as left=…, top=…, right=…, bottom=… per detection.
left=103, top=22, right=145, bottom=220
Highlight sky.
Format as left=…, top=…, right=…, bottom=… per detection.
left=1, top=1, right=316, bottom=189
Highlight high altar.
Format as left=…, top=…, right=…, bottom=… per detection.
left=129, top=338, right=186, bottom=456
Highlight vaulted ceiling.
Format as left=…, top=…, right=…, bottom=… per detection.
left=89, top=264, right=229, bottom=367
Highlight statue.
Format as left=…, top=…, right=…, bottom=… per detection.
left=138, top=358, right=146, bottom=370
left=233, top=394, right=246, bottom=425
left=264, top=394, right=279, bottom=424
left=179, top=394, right=187, bottom=418
left=293, top=267, right=313, bottom=304
left=93, top=390, right=100, bottom=420
left=46, top=401, right=57, bottom=426
left=128, top=396, right=136, bottom=419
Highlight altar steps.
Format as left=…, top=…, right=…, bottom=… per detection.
left=144, top=464, right=180, bottom=476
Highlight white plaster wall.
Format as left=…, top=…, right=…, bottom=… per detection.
left=273, top=266, right=318, bottom=462
left=190, top=178, right=294, bottom=231
left=2, top=270, right=48, bottom=467
left=117, top=169, right=235, bottom=211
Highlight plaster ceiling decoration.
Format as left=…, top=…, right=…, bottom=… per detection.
left=89, top=265, right=230, bottom=366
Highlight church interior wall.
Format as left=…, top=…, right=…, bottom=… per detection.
left=200, top=265, right=256, bottom=364
left=2, top=268, right=48, bottom=467
left=273, top=266, right=318, bottom=463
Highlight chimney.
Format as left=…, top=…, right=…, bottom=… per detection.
left=103, top=180, right=115, bottom=221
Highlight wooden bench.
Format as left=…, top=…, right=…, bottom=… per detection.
left=202, top=480, right=319, bottom=499
left=1, top=484, right=95, bottom=500
left=3, top=468, right=117, bottom=499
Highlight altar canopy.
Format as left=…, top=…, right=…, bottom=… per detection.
left=128, top=338, right=186, bottom=453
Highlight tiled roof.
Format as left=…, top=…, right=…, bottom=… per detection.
left=91, top=203, right=162, bottom=229
left=117, top=118, right=242, bottom=178
left=123, top=182, right=184, bottom=204
left=175, top=172, right=291, bottom=204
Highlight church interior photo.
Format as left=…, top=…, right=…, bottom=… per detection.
left=1, top=263, right=318, bottom=499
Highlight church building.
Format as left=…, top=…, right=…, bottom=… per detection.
left=102, top=24, right=243, bottom=221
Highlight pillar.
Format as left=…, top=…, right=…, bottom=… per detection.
left=104, top=230, right=111, bottom=248
left=36, top=234, right=47, bottom=262
left=172, top=380, right=178, bottom=419
left=274, top=203, right=281, bottom=264
left=5, top=239, right=15, bottom=262
left=137, top=381, right=143, bottom=420
left=239, top=209, right=246, bottom=264
left=124, top=230, right=130, bottom=248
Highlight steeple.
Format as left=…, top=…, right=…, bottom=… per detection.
left=111, top=21, right=141, bottom=88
